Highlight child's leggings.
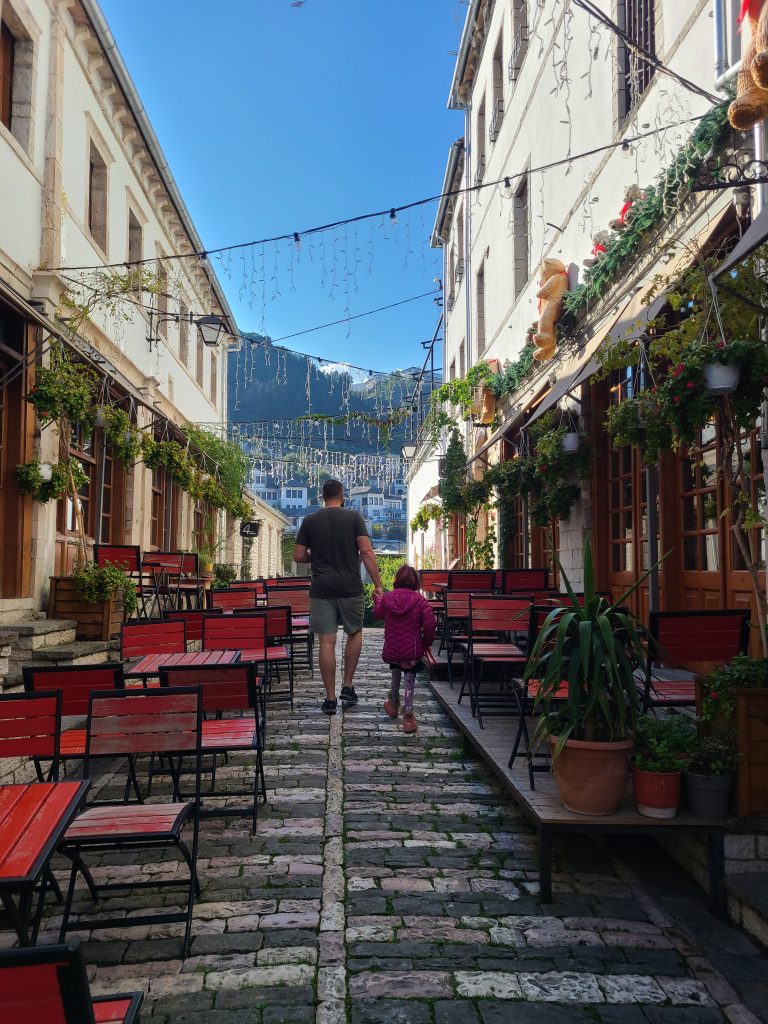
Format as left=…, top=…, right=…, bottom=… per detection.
left=390, top=666, right=415, bottom=713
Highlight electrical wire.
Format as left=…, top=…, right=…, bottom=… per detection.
left=570, top=0, right=720, bottom=105
left=46, top=112, right=717, bottom=273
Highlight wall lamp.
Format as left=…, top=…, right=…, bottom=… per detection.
left=147, top=310, right=228, bottom=351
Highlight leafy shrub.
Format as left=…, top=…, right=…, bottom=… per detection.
left=633, top=715, right=697, bottom=773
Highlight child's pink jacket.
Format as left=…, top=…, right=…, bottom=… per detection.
left=373, top=589, right=437, bottom=664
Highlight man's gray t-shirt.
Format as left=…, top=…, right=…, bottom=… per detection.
left=295, top=507, right=368, bottom=598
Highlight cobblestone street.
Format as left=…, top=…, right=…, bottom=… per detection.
left=19, top=629, right=767, bottom=1024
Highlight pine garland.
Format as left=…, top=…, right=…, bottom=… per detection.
left=562, top=103, right=731, bottom=325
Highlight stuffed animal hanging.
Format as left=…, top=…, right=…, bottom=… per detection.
left=533, top=258, right=569, bottom=362
left=583, top=230, right=611, bottom=269
left=608, top=184, right=643, bottom=231
left=729, top=0, right=768, bottom=131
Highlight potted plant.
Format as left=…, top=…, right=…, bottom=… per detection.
left=684, top=732, right=740, bottom=819
left=49, top=560, right=137, bottom=640
left=632, top=714, right=696, bottom=818
left=696, top=654, right=768, bottom=816
left=528, top=536, right=649, bottom=816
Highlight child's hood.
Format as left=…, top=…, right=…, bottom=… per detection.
left=383, top=589, right=423, bottom=616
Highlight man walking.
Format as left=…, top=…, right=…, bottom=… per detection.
left=293, top=479, right=383, bottom=714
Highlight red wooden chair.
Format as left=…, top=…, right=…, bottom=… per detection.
left=458, top=595, right=531, bottom=726
left=203, top=613, right=292, bottom=702
left=0, top=691, right=64, bottom=942
left=229, top=579, right=266, bottom=600
left=120, top=619, right=186, bottom=660
left=235, top=605, right=294, bottom=706
left=22, top=665, right=125, bottom=773
left=419, top=570, right=449, bottom=620
left=160, top=663, right=265, bottom=830
left=446, top=570, right=497, bottom=592
left=498, top=568, right=549, bottom=593
left=266, top=576, right=311, bottom=588
left=0, top=690, right=61, bottom=781
left=207, top=588, right=259, bottom=611
left=0, top=939, right=143, bottom=1023
left=266, top=587, right=313, bottom=673
left=141, top=552, right=184, bottom=613
left=95, top=544, right=150, bottom=619
left=644, top=609, right=750, bottom=710
left=164, top=608, right=222, bottom=646
left=58, top=687, right=203, bottom=956
left=170, top=551, right=202, bottom=609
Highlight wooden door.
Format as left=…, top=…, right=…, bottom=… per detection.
left=0, top=309, right=33, bottom=597
left=592, top=376, right=655, bottom=620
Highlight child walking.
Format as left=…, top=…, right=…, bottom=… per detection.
left=373, top=565, right=436, bottom=734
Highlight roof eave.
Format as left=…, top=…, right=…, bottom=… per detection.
left=431, top=139, right=465, bottom=248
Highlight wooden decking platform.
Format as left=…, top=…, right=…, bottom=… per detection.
left=429, top=676, right=727, bottom=915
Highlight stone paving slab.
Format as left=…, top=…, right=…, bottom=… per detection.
left=2, top=628, right=767, bottom=1024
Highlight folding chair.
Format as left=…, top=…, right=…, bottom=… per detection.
left=234, top=604, right=294, bottom=705
left=497, top=568, right=549, bottom=593
left=458, top=595, right=530, bottom=727
left=266, top=586, right=313, bottom=673
left=203, top=613, right=293, bottom=705
left=173, top=551, right=202, bottom=609
left=95, top=544, right=149, bottom=619
left=142, top=552, right=184, bottom=614
left=229, top=579, right=266, bottom=601
left=440, top=591, right=473, bottom=681
left=0, top=939, right=143, bottom=1024
left=58, top=687, right=203, bottom=956
left=164, top=607, right=223, bottom=646
left=446, top=570, right=497, bottom=592
left=160, top=663, right=266, bottom=830
left=207, top=588, right=259, bottom=611
left=643, top=609, right=750, bottom=710
left=22, top=664, right=125, bottom=775
left=120, top=619, right=186, bottom=660
left=0, top=691, right=64, bottom=942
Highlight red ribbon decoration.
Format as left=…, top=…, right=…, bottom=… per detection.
left=737, top=0, right=752, bottom=28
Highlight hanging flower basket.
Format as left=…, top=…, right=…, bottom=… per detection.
left=561, top=431, right=580, bottom=453
left=702, top=359, right=741, bottom=396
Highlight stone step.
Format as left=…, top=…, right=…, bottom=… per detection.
left=2, top=639, right=111, bottom=690
left=0, top=599, right=36, bottom=625
left=726, top=872, right=768, bottom=950
left=3, top=618, right=79, bottom=651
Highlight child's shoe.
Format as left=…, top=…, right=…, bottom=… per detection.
left=402, top=711, right=418, bottom=734
left=383, top=693, right=399, bottom=719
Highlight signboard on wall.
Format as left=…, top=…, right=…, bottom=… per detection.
left=240, top=521, right=261, bottom=538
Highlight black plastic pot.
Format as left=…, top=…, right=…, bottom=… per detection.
left=684, top=770, right=732, bottom=819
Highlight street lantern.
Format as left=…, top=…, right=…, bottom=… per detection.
left=196, top=315, right=227, bottom=348
left=401, top=444, right=417, bottom=461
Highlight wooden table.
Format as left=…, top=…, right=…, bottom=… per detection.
left=430, top=677, right=726, bottom=917
left=124, top=649, right=241, bottom=680
left=0, top=780, right=90, bottom=944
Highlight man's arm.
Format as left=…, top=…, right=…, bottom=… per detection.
left=357, top=534, right=383, bottom=595
left=293, top=543, right=311, bottom=565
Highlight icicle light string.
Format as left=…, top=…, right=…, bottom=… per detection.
left=46, top=112, right=715, bottom=273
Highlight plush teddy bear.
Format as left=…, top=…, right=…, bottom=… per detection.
left=608, top=184, right=643, bottom=231
left=583, top=230, right=611, bottom=269
left=533, top=258, right=569, bottom=362
left=729, top=1, right=768, bottom=131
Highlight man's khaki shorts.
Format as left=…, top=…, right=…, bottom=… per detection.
left=310, top=595, right=365, bottom=636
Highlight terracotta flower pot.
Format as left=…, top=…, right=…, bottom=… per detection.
left=549, top=736, right=633, bottom=816
left=632, top=767, right=681, bottom=819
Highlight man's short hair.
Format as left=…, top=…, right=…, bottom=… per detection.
left=322, top=479, right=344, bottom=502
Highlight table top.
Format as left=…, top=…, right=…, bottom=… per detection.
left=0, top=781, right=90, bottom=886
left=125, top=649, right=241, bottom=677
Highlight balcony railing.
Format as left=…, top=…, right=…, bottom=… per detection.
left=508, top=23, right=529, bottom=85
left=455, top=257, right=465, bottom=285
left=489, top=98, right=504, bottom=142
left=473, top=155, right=486, bottom=188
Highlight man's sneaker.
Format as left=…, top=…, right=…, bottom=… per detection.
left=402, top=711, right=418, bottom=734
left=340, top=686, right=359, bottom=707
left=321, top=698, right=338, bottom=715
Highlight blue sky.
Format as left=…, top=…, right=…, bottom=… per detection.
left=100, top=0, right=467, bottom=374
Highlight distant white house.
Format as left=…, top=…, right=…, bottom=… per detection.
left=280, top=479, right=309, bottom=511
